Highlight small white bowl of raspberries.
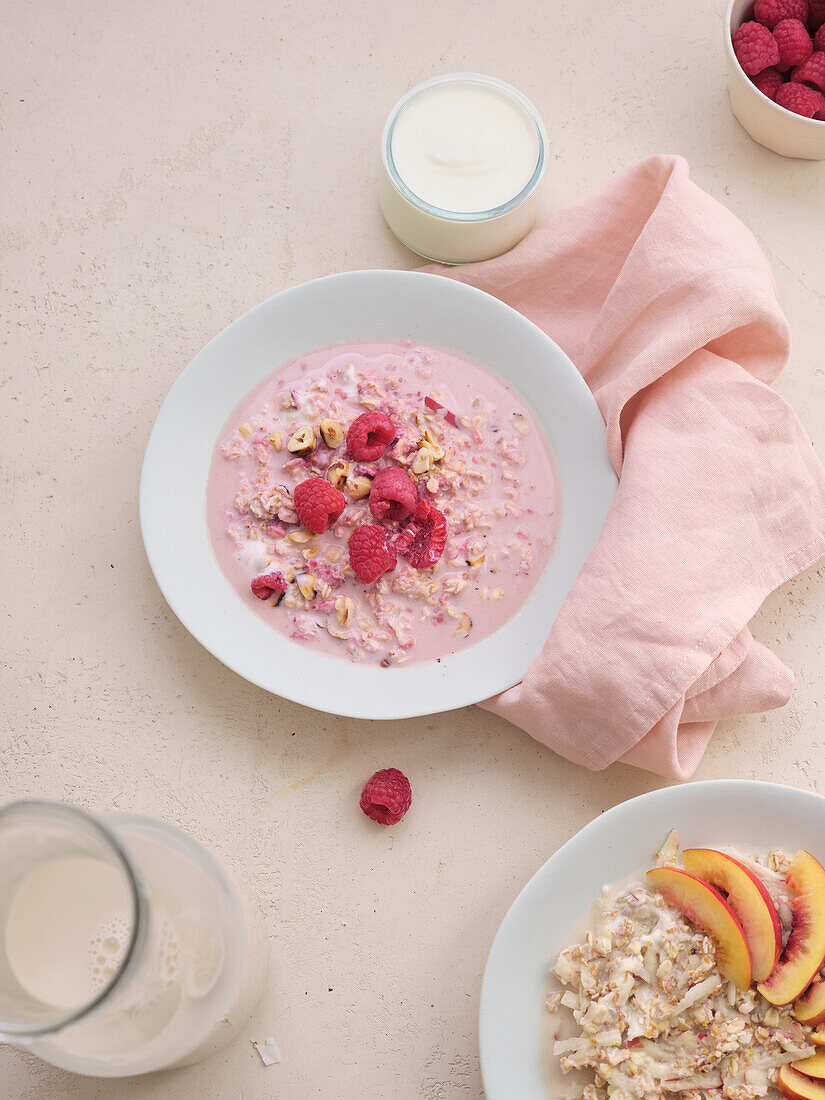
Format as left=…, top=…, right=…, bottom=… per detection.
left=726, top=0, right=825, bottom=157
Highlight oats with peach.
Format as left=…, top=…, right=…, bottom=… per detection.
left=549, top=832, right=825, bottom=1099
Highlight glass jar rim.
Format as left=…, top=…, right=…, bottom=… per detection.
left=381, top=72, right=548, bottom=223
left=0, top=800, right=146, bottom=1038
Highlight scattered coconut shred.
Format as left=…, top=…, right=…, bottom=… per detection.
left=253, top=1035, right=282, bottom=1067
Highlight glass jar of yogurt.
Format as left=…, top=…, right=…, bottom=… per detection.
left=379, top=73, right=549, bottom=264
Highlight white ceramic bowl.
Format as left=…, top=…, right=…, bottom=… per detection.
left=725, top=0, right=825, bottom=159
left=479, top=779, right=825, bottom=1100
left=140, top=270, right=616, bottom=720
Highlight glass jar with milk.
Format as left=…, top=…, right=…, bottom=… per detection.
left=0, top=801, right=267, bottom=1076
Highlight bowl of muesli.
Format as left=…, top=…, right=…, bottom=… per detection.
left=479, top=780, right=825, bottom=1100
left=140, top=269, right=616, bottom=718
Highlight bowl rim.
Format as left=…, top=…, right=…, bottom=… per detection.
left=724, top=0, right=825, bottom=129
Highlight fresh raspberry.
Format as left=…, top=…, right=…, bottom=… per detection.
left=751, top=65, right=786, bottom=98
left=348, top=524, right=396, bottom=583
left=250, top=571, right=287, bottom=602
left=368, top=466, right=417, bottom=523
left=773, top=19, right=813, bottom=67
left=815, top=23, right=825, bottom=48
left=754, top=0, right=809, bottom=29
left=393, top=499, right=448, bottom=570
left=776, top=78, right=825, bottom=113
left=791, top=49, right=825, bottom=87
left=810, top=0, right=825, bottom=30
left=346, top=412, right=396, bottom=461
left=359, top=768, right=412, bottom=825
left=733, top=21, right=781, bottom=73
left=293, top=477, right=346, bottom=534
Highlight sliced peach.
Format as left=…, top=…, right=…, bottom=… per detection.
left=813, top=1028, right=825, bottom=1047
left=646, top=866, right=752, bottom=988
left=778, top=1064, right=825, bottom=1099
left=759, top=852, right=825, bottom=1006
left=797, top=976, right=825, bottom=1026
left=794, top=1051, right=825, bottom=1080
left=683, top=848, right=782, bottom=981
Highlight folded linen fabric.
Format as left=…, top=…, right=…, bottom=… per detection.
left=430, top=155, right=825, bottom=779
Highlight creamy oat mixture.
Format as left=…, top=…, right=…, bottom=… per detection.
left=207, top=340, right=559, bottom=666
left=548, top=833, right=814, bottom=1100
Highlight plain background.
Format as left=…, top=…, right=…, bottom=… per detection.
left=3, top=0, right=824, bottom=1096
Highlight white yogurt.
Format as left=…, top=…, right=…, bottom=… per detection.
left=390, top=81, right=540, bottom=214
left=379, top=73, right=548, bottom=264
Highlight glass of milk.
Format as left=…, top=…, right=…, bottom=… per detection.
left=379, top=73, right=549, bottom=264
left=0, top=801, right=267, bottom=1077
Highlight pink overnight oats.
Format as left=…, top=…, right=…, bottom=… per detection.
left=206, top=339, right=560, bottom=667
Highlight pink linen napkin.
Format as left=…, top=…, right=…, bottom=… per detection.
left=429, top=154, right=825, bottom=779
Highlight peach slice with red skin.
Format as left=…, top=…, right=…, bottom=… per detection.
left=645, top=866, right=752, bottom=989
left=683, top=848, right=782, bottom=982
left=812, top=1027, right=825, bottom=1047
left=758, top=851, right=825, bottom=1006
left=794, top=1051, right=825, bottom=1080
left=796, top=975, right=825, bottom=1026
left=778, top=1064, right=825, bottom=1100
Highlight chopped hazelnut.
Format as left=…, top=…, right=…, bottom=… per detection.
left=421, top=428, right=445, bottom=460
left=287, top=426, right=317, bottom=457
left=412, top=448, right=433, bottom=475
left=347, top=475, right=372, bottom=500
left=319, top=419, right=345, bottom=448
left=326, top=458, right=349, bottom=491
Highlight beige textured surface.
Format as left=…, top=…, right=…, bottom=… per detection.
left=2, top=0, right=824, bottom=1095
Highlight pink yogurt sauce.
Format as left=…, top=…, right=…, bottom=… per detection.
left=206, top=339, right=560, bottom=667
